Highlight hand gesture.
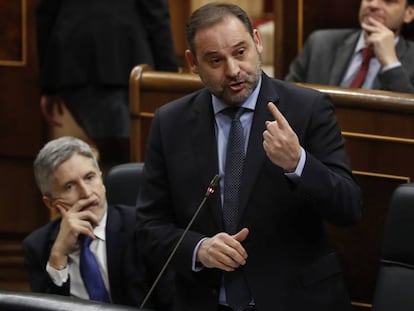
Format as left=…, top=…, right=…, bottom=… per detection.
left=48, top=197, right=100, bottom=269
left=197, top=228, right=249, bottom=271
left=362, top=17, right=398, bottom=67
left=263, top=102, right=301, bottom=172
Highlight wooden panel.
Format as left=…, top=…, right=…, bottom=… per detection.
left=0, top=0, right=25, bottom=64
left=168, top=0, right=191, bottom=69
left=0, top=0, right=47, bottom=292
left=129, top=65, right=414, bottom=310
left=0, top=0, right=43, bottom=157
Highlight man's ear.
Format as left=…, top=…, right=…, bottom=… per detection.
left=43, top=195, right=59, bottom=216
left=253, top=29, right=264, bottom=55
left=404, top=5, right=414, bottom=24
left=185, top=49, right=199, bottom=74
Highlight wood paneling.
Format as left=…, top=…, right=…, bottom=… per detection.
left=0, top=0, right=47, bottom=292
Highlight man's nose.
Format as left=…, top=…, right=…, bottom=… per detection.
left=78, top=181, right=92, bottom=197
left=225, top=58, right=240, bottom=78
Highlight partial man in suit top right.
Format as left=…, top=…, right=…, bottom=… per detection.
left=285, top=0, right=414, bottom=93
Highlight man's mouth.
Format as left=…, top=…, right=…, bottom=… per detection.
left=81, top=199, right=99, bottom=211
left=365, top=14, right=384, bottom=23
left=228, top=81, right=245, bottom=92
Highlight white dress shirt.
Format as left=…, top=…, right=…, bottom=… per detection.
left=46, top=210, right=111, bottom=300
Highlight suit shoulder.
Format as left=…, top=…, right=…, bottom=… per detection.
left=22, top=219, right=60, bottom=251
left=307, top=28, right=358, bottom=43
left=158, top=88, right=208, bottom=114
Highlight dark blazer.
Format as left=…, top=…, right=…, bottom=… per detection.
left=285, top=29, right=414, bottom=93
left=36, top=0, right=178, bottom=94
left=23, top=204, right=167, bottom=309
left=136, top=73, right=362, bottom=311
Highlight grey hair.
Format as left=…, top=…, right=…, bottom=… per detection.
left=33, top=136, right=99, bottom=196
left=185, top=2, right=254, bottom=55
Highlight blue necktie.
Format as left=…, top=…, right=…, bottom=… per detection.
left=79, top=235, right=110, bottom=303
left=222, top=107, right=251, bottom=311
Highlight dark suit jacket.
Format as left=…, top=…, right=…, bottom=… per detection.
left=136, top=73, right=362, bottom=311
left=23, top=204, right=170, bottom=309
left=285, top=29, right=414, bottom=93
left=36, top=0, right=178, bottom=94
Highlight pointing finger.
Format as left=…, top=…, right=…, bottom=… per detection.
left=267, top=102, right=287, bottom=129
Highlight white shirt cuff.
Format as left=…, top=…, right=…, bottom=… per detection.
left=382, top=62, right=401, bottom=72
left=46, top=261, right=69, bottom=286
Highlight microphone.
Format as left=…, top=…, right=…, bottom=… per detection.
left=140, top=174, right=221, bottom=309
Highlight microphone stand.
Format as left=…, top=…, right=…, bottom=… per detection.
left=140, top=174, right=221, bottom=309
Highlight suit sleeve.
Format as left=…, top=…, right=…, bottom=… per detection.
left=379, top=66, right=414, bottom=93
left=295, top=92, right=362, bottom=225
left=22, top=231, right=70, bottom=295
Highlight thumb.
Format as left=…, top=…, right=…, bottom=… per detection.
left=232, top=228, right=249, bottom=242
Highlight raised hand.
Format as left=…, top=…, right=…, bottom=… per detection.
left=263, top=102, right=301, bottom=172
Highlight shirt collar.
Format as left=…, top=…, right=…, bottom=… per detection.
left=212, top=75, right=262, bottom=115
left=93, top=208, right=107, bottom=241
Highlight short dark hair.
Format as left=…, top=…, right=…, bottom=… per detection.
left=408, top=0, right=414, bottom=6
left=185, top=2, right=254, bottom=55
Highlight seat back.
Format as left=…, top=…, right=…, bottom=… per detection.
left=105, top=162, right=144, bottom=207
left=0, top=290, right=150, bottom=311
left=372, top=183, right=414, bottom=311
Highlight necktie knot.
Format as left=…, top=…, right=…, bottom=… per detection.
left=81, top=235, right=92, bottom=248
left=361, top=47, right=374, bottom=64
left=223, top=106, right=244, bottom=121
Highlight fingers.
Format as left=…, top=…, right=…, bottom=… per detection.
left=232, top=227, right=249, bottom=243
left=267, top=102, right=288, bottom=129
left=56, top=197, right=100, bottom=234
left=197, top=230, right=249, bottom=271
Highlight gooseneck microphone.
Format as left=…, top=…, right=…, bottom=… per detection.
left=140, top=174, right=221, bottom=309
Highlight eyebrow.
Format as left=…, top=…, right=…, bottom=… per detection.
left=203, top=40, right=247, bottom=58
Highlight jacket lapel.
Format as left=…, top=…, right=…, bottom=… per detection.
left=190, top=90, right=222, bottom=229
left=329, top=31, right=360, bottom=85
left=105, top=207, right=126, bottom=295
left=239, top=74, right=279, bottom=218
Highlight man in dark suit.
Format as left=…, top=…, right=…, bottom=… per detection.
left=136, top=3, right=362, bottom=311
left=285, top=0, right=414, bottom=93
left=23, top=136, right=170, bottom=310
left=36, top=0, right=178, bottom=164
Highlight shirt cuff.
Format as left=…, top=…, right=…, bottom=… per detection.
left=284, top=147, right=306, bottom=182
left=382, top=62, right=401, bottom=72
left=192, top=238, right=208, bottom=272
left=46, top=261, right=69, bottom=286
